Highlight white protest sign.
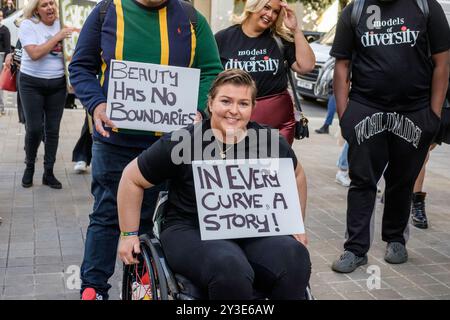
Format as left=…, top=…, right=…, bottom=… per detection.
left=106, top=59, right=200, bottom=132
left=192, top=158, right=304, bottom=240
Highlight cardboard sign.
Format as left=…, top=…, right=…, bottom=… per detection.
left=106, top=59, right=200, bottom=132
left=59, top=0, right=98, bottom=87
left=192, top=158, right=305, bottom=240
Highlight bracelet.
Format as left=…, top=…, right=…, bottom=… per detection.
left=120, top=231, right=139, bottom=237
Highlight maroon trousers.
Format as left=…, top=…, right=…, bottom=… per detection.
left=251, top=90, right=296, bottom=145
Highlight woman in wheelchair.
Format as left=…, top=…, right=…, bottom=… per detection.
left=117, top=69, right=311, bottom=300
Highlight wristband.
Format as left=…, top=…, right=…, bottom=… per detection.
left=120, top=231, right=139, bottom=237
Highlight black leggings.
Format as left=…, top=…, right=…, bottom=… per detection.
left=160, top=224, right=311, bottom=300
left=19, top=73, right=67, bottom=170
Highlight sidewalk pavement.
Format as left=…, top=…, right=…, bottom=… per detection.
left=1, top=107, right=450, bottom=300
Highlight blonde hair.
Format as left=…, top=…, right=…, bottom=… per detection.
left=23, top=0, right=59, bottom=23
left=232, top=0, right=293, bottom=42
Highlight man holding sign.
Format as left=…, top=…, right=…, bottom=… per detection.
left=117, top=70, right=311, bottom=300
left=69, top=0, right=222, bottom=300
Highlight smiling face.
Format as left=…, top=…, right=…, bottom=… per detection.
left=36, top=0, right=57, bottom=26
left=247, top=0, right=282, bottom=32
left=209, top=84, right=254, bottom=141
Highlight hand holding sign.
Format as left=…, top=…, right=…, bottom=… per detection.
left=94, top=102, right=117, bottom=138
left=106, top=60, right=200, bottom=132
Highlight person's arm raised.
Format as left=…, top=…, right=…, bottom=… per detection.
left=281, top=2, right=315, bottom=74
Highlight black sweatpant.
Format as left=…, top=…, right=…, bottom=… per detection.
left=160, top=224, right=311, bottom=300
left=19, top=73, right=67, bottom=170
left=340, top=100, right=440, bottom=256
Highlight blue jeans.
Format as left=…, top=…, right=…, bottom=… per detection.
left=80, top=140, right=165, bottom=298
left=325, top=95, right=337, bottom=126
left=337, top=142, right=349, bottom=171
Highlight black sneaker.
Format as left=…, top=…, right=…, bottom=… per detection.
left=332, top=251, right=368, bottom=273
left=384, top=242, right=408, bottom=264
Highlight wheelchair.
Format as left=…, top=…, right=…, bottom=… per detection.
left=122, top=191, right=314, bottom=300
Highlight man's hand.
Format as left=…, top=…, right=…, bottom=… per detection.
left=118, top=235, right=141, bottom=265
left=293, top=233, right=308, bottom=247
left=93, top=102, right=116, bottom=138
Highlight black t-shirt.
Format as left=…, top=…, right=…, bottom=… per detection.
left=215, top=25, right=296, bottom=97
left=137, top=120, right=297, bottom=228
left=331, top=0, right=450, bottom=112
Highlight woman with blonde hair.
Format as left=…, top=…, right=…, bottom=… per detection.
left=215, top=0, right=315, bottom=145
left=19, top=0, right=73, bottom=189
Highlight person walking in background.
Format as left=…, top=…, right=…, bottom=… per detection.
left=2, top=0, right=16, bottom=18
left=0, top=10, right=11, bottom=115
left=315, top=93, right=336, bottom=134
left=72, top=110, right=92, bottom=174
left=69, top=0, right=222, bottom=300
left=331, top=0, right=450, bottom=273
left=335, top=141, right=350, bottom=187
left=215, top=0, right=315, bottom=145
left=64, top=92, right=78, bottom=109
left=19, top=0, right=74, bottom=189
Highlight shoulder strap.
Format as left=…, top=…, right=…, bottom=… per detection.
left=180, top=0, right=198, bottom=32
left=272, top=34, right=303, bottom=112
left=351, top=0, right=365, bottom=29
left=416, top=0, right=429, bottom=19
left=272, top=34, right=285, bottom=59
left=416, top=0, right=431, bottom=57
left=99, top=0, right=113, bottom=24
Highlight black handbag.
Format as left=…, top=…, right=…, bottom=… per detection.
left=273, top=34, right=309, bottom=140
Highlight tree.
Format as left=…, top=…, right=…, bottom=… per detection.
left=297, top=0, right=334, bottom=11
left=289, top=0, right=351, bottom=12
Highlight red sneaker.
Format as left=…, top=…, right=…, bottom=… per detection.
left=82, top=288, right=104, bottom=300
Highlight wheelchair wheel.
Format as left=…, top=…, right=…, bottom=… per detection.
left=122, top=238, right=169, bottom=300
